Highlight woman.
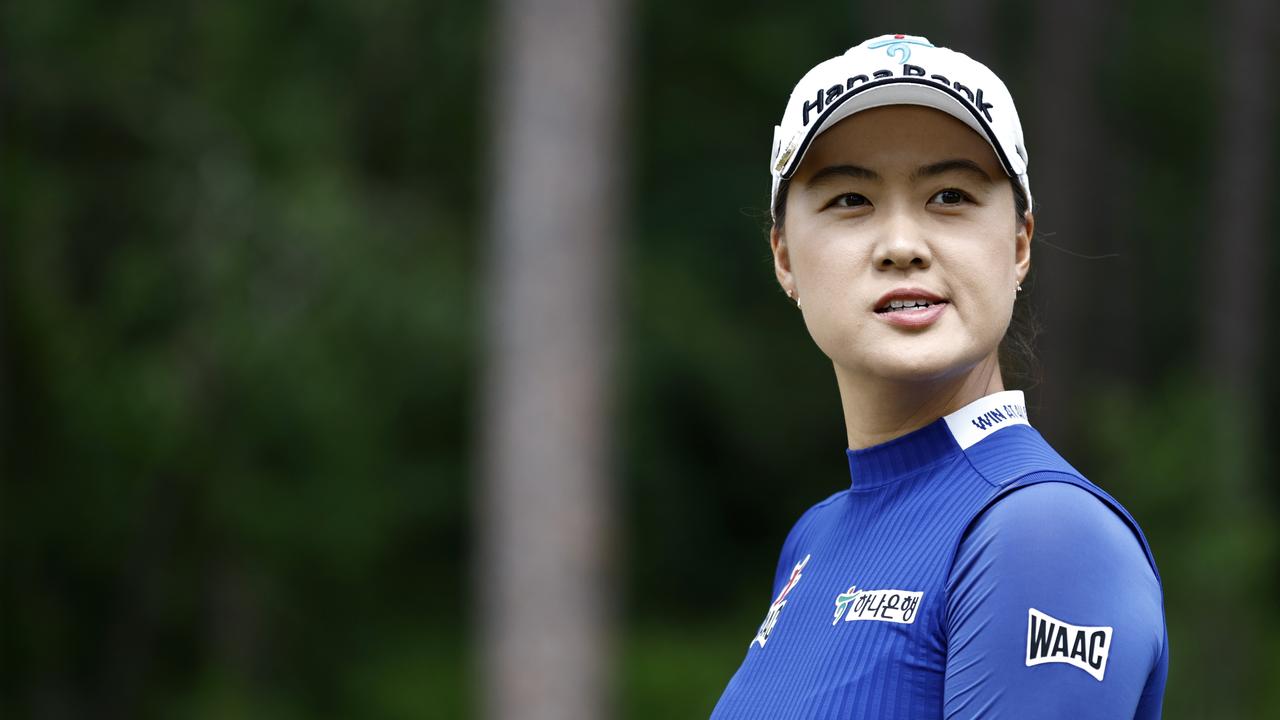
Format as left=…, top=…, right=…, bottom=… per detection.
left=711, top=34, right=1168, bottom=719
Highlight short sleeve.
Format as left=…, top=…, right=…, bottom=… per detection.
left=943, top=480, right=1167, bottom=719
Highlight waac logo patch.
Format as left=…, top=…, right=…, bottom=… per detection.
left=1025, top=608, right=1113, bottom=681
left=751, top=554, right=810, bottom=649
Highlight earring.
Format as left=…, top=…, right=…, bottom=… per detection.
left=1015, top=283, right=1023, bottom=297
left=788, top=288, right=801, bottom=308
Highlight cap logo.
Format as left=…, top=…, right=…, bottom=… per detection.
left=866, top=36, right=935, bottom=64
left=798, top=62, right=995, bottom=127
left=774, top=138, right=798, bottom=173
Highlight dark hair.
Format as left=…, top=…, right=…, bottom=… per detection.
left=998, top=182, right=1041, bottom=388
left=771, top=176, right=1041, bottom=387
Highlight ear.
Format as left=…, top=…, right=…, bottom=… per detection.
left=771, top=224, right=796, bottom=296
left=1014, top=209, right=1033, bottom=286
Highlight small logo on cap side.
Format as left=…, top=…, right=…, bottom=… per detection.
left=774, top=138, right=798, bottom=173
left=866, top=36, right=935, bottom=64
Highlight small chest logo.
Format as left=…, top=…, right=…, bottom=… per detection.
left=1025, top=608, right=1113, bottom=681
left=751, top=554, right=810, bottom=649
left=832, top=585, right=924, bottom=625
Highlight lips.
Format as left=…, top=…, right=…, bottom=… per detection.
left=873, top=287, right=949, bottom=328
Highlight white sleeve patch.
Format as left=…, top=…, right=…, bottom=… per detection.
left=1025, top=607, right=1113, bottom=681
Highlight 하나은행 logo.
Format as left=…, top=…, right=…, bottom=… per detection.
left=832, top=584, right=924, bottom=625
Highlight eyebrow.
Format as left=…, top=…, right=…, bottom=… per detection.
left=804, top=164, right=880, bottom=189
left=910, top=158, right=993, bottom=183
left=802, top=158, right=994, bottom=190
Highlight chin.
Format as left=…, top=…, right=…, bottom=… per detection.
left=856, top=339, right=987, bottom=383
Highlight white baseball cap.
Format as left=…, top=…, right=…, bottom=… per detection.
left=769, top=33, right=1031, bottom=220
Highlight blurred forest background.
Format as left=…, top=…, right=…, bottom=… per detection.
left=3, top=0, right=1279, bottom=718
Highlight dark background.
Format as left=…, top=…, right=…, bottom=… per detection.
left=3, top=0, right=1277, bottom=718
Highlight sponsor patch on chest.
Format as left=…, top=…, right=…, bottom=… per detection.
left=1025, top=607, right=1113, bottom=681
left=751, top=554, right=810, bottom=649
left=832, top=586, right=923, bottom=625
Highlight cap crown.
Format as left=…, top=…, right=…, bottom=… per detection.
left=770, top=34, right=1031, bottom=219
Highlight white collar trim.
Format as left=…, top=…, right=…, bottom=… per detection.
left=942, top=390, right=1030, bottom=450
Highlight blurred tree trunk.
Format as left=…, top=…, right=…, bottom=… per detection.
left=1026, top=0, right=1105, bottom=443
left=476, top=0, right=628, bottom=719
left=1202, top=0, right=1275, bottom=396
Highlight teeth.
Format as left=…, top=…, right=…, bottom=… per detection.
left=886, top=298, right=933, bottom=311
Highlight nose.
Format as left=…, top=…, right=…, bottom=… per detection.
left=872, top=212, right=931, bottom=271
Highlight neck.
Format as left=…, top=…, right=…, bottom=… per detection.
left=835, top=352, right=1006, bottom=450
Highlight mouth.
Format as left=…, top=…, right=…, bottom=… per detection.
left=874, top=297, right=950, bottom=315
left=872, top=288, right=950, bottom=328
left=873, top=287, right=949, bottom=314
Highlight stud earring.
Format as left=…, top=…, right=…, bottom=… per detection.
left=788, top=288, right=801, bottom=309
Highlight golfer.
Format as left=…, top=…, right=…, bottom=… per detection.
left=711, top=34, right=1169, bottom=719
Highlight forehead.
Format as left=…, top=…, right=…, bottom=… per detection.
left=797, top=105, right=1002, bottom=177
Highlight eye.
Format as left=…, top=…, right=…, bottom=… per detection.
left=828, top=193, right=870, bottom=209
left=929, top=188, right=970, bottom=206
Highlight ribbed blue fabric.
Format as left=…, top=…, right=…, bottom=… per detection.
left=710, top=392, right=1168, bottom=719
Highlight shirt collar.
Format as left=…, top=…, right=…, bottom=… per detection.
left=845, top=390, right=1029, bottom=489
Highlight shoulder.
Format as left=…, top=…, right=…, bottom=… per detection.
left=951, top=479, right=1160, bottom=592
left=769, top=488, right=847, bottom=593
left=780, top=488, right=847, bottom=553
left=942, top=478, right=1170, bottom=715
left=946, top=479, right=1165, bottom=658
left=960, top=423, right=1162, bottom=574
left=975, top=480, right=1142, bottom=553
left=789, top=487, right=848, bottom=534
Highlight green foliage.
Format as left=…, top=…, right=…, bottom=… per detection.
left=2, top=0, right=480, bottom=716
left=2, top=0, right=1277, bottom=717
left=619, top=616, right=759, bottom=720
left=1084, top=377, right=1278, bottom=719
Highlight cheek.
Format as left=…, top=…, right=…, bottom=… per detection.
left=788, top=236, right=879, bottom=355
left=973, top=285, right=1016, bottom=340
left=945, top=250, right=1017, bottom=338
left=789, top=225, right=871, bottom=292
